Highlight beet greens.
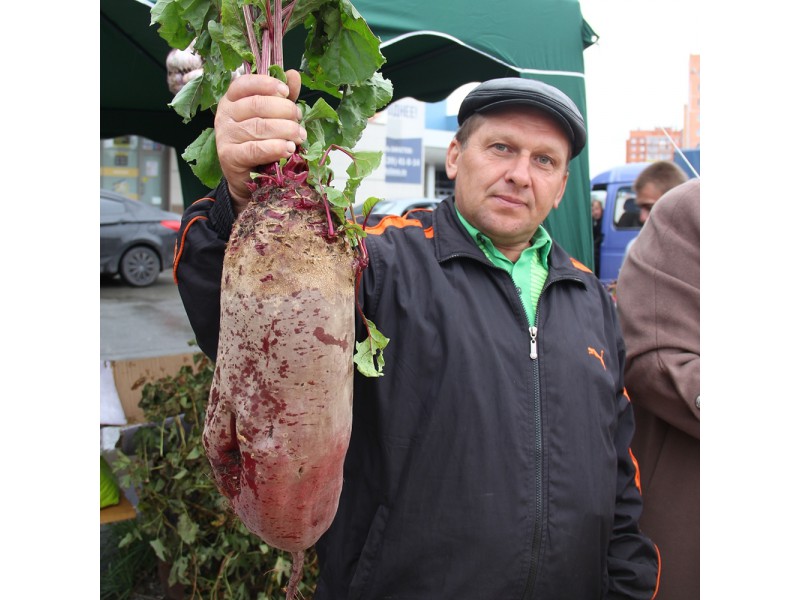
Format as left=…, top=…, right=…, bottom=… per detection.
left=151, top=0, right=392, bottom=376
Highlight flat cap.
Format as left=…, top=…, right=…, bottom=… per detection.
left=457, top=77, right=587, bottom=158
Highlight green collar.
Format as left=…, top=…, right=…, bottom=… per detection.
left=455, top=204, right=552, bottom=267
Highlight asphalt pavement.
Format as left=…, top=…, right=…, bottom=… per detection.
left=100, top=270, right=199, bottom=361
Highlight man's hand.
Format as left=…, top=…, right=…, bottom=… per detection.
left=214, top=71, right=305, bottom=214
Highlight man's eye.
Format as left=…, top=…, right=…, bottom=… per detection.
left=493, top=143, right=509, bottom=152
left=535, top=155, right=553, bottom=165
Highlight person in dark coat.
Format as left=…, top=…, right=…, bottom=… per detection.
left=617, top=178, right=701, bottom=600
left=591, top=198, right=604, bottom=276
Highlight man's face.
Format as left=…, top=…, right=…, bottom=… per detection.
left=445, top=107, right=570, bottom=259
left=635, top=181, right=661, bottom=224
left=591, top=202, right=603, bottom=220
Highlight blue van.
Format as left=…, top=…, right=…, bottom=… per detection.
left=591, top=163, right=648, bottom=284
left=592, top=155, right=700, bottom=284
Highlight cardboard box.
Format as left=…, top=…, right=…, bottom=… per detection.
left=111, top=353, right=202, bottom=423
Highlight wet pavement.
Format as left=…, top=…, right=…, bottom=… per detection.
left=100, top=270, right=198, bottom=361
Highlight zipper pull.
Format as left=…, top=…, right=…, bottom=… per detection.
left=529, top=326, right=538, bottom=360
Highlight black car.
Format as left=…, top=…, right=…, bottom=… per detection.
left=100, top=189, right=182, bottom=287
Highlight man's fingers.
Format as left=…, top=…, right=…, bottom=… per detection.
left=225, top=70, right=301, bottom=103
left=214, top=69, right=305, bottom=214
left=215, top=112, right=306, bottom=151
left=248, top=115, right=306, bottom=145
left=220, top=94, right=302, bottom=126
left=243, top=139, right=298, bottom=169
left=219, top=139, right=298, bottom=183
left=221, top=138, right=299, bottom=212
left=225, top=73, right=291, bottom=103
left=285, top=69, right=301, bottom=102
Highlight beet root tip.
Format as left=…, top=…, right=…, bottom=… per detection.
left=284, top=549, right=306, bottom=600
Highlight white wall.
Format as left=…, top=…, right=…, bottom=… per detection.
left=329, top=98, right=435, bottom=208
left=168, top=148, right=184, bottom=213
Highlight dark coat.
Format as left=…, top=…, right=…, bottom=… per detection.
left=175, top=185, right=660, bottom=599
left=617, top=179, right=701, bottom=600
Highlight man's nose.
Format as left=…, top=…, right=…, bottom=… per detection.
left=505, top=155, right=531, bottom=186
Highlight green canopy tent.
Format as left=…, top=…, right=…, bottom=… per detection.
left=101, top=0, right=598, bottom=266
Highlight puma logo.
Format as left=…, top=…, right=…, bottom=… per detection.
left=587, top=347, right=606, bottom=370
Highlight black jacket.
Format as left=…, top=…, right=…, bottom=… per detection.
left=174, top=185, right=660, bottom=600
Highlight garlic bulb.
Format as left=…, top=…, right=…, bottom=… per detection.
left=166, top=39, right=249, bottom=95
left=166, top=40, right=204, bottom=95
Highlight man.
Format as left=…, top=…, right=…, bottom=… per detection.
left=632, top=160, right=688, bottom=225
left=616, top=179, right=701, bottom=600
left=623, top=161, right=688, bottom=260
left=174, top=73, right=660, bottom=599
left=592, top=198, right=604, bottom=276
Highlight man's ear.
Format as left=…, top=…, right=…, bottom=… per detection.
left=552, top=170, right=570, bottom=210
left=445, top=139, right=461, bottom=180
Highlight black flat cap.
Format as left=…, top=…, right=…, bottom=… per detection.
left=457, top=77, right=587, bottom=158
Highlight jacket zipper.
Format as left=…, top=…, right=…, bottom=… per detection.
left=522, top=307, right=544, bottom=599
left=503, top=265, right=544, bottom=599
left=452, top=253, right=581, bottom=597
left=528, top=326, right=537, bottom=359
left=521, top=275, right=583, bottom=598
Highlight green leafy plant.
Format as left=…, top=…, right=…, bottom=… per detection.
left=101, top=520, right=158, bottom=600
left=151, top=0, right=392, bottom=376
left=113, top=355, right=318, bottom=598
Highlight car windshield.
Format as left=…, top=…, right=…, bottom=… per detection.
left=355, top=198, right=441, bottom=218
left=372, top=200, right=409, bottom=214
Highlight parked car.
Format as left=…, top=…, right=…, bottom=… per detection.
left=354, top=197, right=443, bottom=224
left=100, top=189, right=182, bottom=287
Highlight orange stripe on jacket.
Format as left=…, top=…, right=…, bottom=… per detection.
left=569, top=257, right=593, bottom=273
left=173, top=215, right=209, bottom=284
left=650, top=544, right=662, bottom=599
left=628, top=448, right=642, bottom=494
left=364, top=213, right=434, bottom=239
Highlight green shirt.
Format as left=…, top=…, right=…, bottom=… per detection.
left=456, top=207, right=552, bottom=325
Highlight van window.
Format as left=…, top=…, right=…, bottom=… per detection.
left=613, top=186, right=643, bottom=230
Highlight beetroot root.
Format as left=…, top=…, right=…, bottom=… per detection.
left=203, top=158, right=356, bottom=597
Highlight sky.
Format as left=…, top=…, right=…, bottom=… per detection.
left=579, top=0, right=701, bottom=176
left=442, top=0, right=703, bottom=177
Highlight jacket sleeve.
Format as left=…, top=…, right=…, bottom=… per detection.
left=616, top=182, right=701, bottom=440
left=173, top=180, right=239, bottom=362
left=606, top=314, right=661, bottom=600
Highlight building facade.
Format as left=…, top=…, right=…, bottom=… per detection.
left=683, top=54, right=700, bottom=149
left=624, top=54, right=700, bottom=164
left=625, top=128, right=683, bottom=163
left=100, top=136, right=186, bottom=214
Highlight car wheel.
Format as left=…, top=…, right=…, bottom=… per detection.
left=120, top=246, right=161, bottom=287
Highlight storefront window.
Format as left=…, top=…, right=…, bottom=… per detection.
left=101, top=136, right=169, bottom=210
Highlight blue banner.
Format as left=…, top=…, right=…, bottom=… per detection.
left=385, top=138, right=423, bottom=184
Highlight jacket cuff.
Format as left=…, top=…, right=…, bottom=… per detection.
left=208, top=179, right=237, bottom=241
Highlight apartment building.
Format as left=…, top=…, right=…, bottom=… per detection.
left=624, top=54, right=700, bottom=164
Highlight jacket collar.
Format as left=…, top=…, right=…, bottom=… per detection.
left=432, top=197, right=587, bottom=284
left=433, top=197, right=488, bottom=263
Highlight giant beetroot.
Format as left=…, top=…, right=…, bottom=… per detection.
left=203, top=155, right=360, bottom=597
left=153, top=1, right=391, bottom=597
